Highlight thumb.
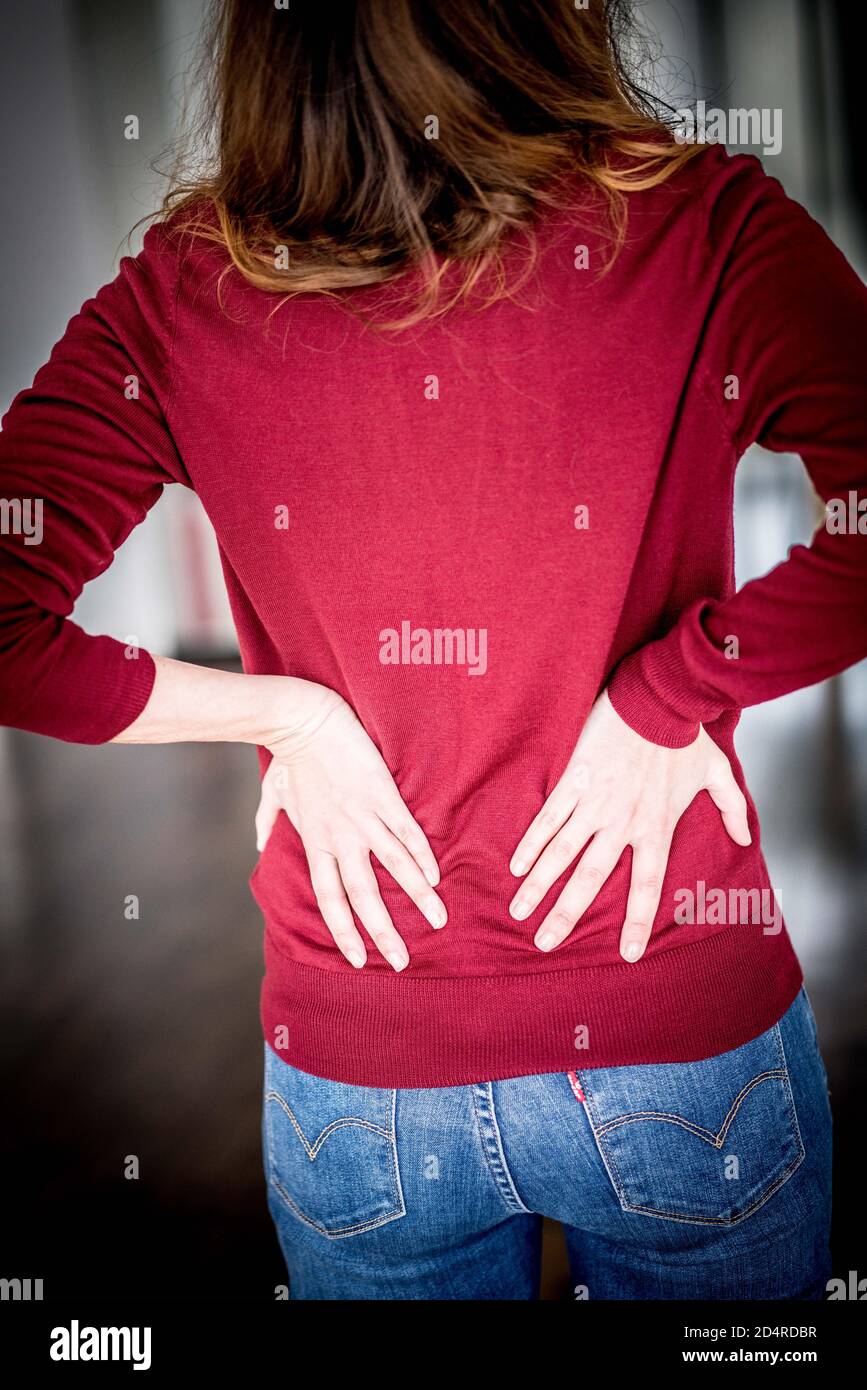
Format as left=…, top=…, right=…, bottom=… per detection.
left=255, top=791, right=279, bottom=852
left=704, top=763, right=752, bottom=847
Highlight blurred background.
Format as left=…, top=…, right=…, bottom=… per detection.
left=1, top=0, right=865, bottom=1300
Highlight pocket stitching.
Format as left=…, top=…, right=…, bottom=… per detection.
left=594, top=1068, right=788, bottom=1148
left=265, top=1083, right=406, bottom=1239
left=575, top=1023, right=806, bottom=1226
left=265, top=1089, right=394, bottom=1157
left=269, top=1175, right=405, bottom=1239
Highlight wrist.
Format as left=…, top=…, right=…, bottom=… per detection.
left=256, top=676, right=346, bottom=758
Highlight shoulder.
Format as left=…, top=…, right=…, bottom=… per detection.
left=616, top=141, right=833, bottom=306
left=125, top=200, right=221, bottom=299
left=89, top=201, right=226, bottom=359
left=667, top=143, right=818, bottom=262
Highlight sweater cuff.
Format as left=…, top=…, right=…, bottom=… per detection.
left=77, top=640, right=159, bottom=744
left=606, top=640, right=704, bottom=749
left=10, top=632, right=158, bottom=745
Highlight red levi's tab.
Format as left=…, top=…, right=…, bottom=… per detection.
left=567, top=1072, right=587, bottom=1104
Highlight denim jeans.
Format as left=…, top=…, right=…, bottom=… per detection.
left=262, top=985, right=831, bottom=1299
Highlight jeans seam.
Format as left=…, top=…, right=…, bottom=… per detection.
left=775, top=1016, right=808, bottom=1170
left=470, top=1082, right=531, bottom=1215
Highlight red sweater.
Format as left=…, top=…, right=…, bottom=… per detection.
left=2, top=145, right=866, bottom=1086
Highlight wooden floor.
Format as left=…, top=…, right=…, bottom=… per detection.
left=1, top=667, right=864, bottom=1302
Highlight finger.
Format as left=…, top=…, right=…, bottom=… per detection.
left=705, top=765, right=752, bottom=846
left=509, top=806, right=597, bottom=920
left=379, top=793, right=441, bottom=887
left=619, top=836, right=670, bottom=963
left=509, top=783, right=580, bottom=877
left=338, top=852, right=410, bottom=972
left=369, top=823, right=447, bottom=929
left=534, top=834, right=624, bottom=951
left=255, top=791, right=279, bottom=852
left=305, top=850, right=367, bottom=968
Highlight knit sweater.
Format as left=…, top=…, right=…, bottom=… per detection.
left=2, top=144, right=865, bottom=1086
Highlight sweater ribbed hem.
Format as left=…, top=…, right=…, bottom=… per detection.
left=260, top=922, right=803, bottom=1088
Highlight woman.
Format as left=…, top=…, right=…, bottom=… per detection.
left=1, top=0, right=863, bottom=1301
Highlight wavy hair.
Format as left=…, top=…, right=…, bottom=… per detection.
left=158, top=0, right=702, bottom=327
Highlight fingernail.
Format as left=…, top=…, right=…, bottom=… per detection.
left=535, top=931, right=556, bottom=951
left=388, top=951, right=408, bottom=972
left=256, top=837, right=263, bottom=852
left=511, top=860, right=527, bottom=876
left=424, top=867, right=439, bottom=887
left=510, top=898, right=532, bottom=920
left=622, top=940, right=643, bottom=962
left=424, top=898, right=447, bottom=928
left=347, top=950, right=365, bottom=969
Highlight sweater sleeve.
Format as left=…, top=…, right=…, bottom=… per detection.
left=607, top=151, right=867, bottom=748
left=0, top=222, right=185, bottom=743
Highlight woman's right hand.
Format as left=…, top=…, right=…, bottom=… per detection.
left=256, top=687, right=445, bottom=971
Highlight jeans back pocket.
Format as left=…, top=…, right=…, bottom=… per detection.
left=575, top=1019, right=805, bottom=1226
left=264, top=1045, right=405, bottom=1239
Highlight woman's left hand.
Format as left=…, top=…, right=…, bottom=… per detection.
left=508, top=689, right=751, bottom=961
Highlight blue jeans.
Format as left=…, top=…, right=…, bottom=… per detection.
left=262, top=985, right=831, bottom=1299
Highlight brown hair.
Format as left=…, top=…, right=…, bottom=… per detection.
left=160, top=0, right=701, bottom=327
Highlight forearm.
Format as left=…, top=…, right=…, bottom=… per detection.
left=110, top=653, right=341, bottom=754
